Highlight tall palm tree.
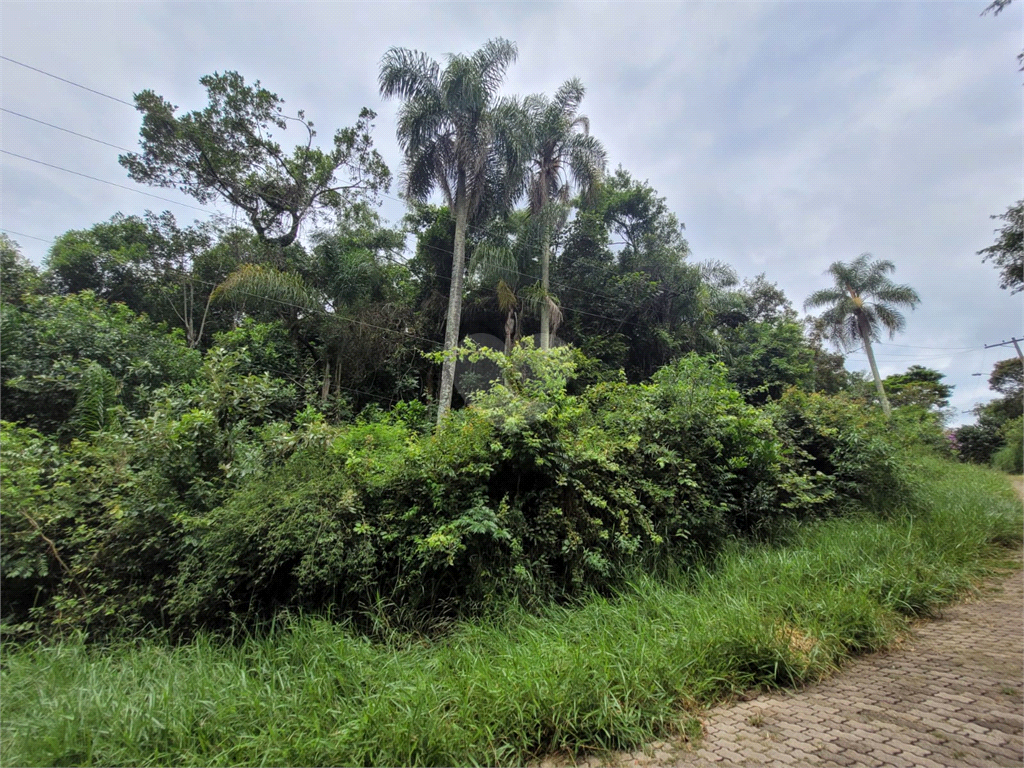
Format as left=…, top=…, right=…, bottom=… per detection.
left=804, top=253, right=921, bottom=417
left=469, top=209, right=554, bottom=354
left=380, top=39, right=529, bottom=423
left=524, top=78, right=607, bottom=349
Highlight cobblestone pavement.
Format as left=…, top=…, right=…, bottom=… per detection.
left=551, top=561, right=1024, bottom=768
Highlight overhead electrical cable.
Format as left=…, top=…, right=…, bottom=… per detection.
left=1, top=150, right=214, bottom=215
left=0, top=227, right=54, bottom=244
left=1, top=108, right=134, bottom=152
left=0, top=55, right=136, bottom=107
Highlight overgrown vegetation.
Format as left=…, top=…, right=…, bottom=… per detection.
left=1, top=456, right=1019, bottom=768
left=1, top=37, right=1019, bottom=768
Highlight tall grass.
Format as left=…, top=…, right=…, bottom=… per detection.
left=2, top=455, right=1020, bottom=767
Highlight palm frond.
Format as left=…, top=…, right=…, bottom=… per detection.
left=552, top=77, right=586, bottom=117
left=378, top=48, right=440, bottom=100
left=213, top=263, right=322, bottom=313
left=872, top=303, right=907, bottom=337
left=70, top=362, right=121, bottom=435
left=472, top=38, right=519, bottom=98
left=804, top=287, right=848, bottom=310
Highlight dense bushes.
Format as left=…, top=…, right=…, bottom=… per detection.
left=2, top=341, right=929, bottom=638
left=992, top=416, right=1023, bottom=473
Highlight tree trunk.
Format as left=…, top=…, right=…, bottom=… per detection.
left=859, top=316, right=891, bottom=417
left=540, top=226, right=551, bottom=350
left=437, top=183, right=469, bottom=425
left=321, top=354, right=332, bottom=403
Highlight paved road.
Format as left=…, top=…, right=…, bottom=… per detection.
left=593, top=563, right=1024, bottom=768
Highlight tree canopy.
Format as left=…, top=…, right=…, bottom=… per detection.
left=120, top=72, right=391, bottom=247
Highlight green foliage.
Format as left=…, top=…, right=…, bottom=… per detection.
left=120, top=72, right=390, bottom=247
left=953, top=417, right=1007, bottom=465
left=992, top=416, right=1023, bottom=473
left=69, top=362, right=122, bottom=436
left=0, top=348, right=310, bottom=636
left=978, top=199, right=1023, bottom=294
left=883, top=365, right=953, bottom=411
left=722, top=318, right=814, bottom=405
left=161, top=343, right=918, bottom=633
left=953, top=358, right=1023, bottom=465
left=0, top=291, right=201, bottom=435
left=766, top=389, right=915, bottom=515
left=0, top=234, right=42, bottom=306
left=2, top=456, right=1019, bottom=767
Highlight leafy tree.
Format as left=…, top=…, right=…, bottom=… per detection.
left=804, top=254, right=921, bottom=417
left=882, top=365, right=953, bottom=411
left=44, top=213, right=155, bottom=309
left=213, top=208, right=411, bottom=408
left=977, top=200, right=1023, bottom=294
left=379, top=38, right=529, bottom=423
left=721, top=277, right=813, bottom=404
left=0, top=291, right=200, bottom=435
left=120, top=71, right=390, bottom=247
left=986, top=357, right=1024, bottom=423
left=44, top=212, right=240, bottom=349
left=0, top=235, right=41, bottom=306
left=990, top=357, right=1023, bottom=398
left=523, top=79, right=607, bottom=349
left=952, top=356, right=1022, bottom=464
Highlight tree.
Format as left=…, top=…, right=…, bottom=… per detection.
left=804, top=254, right=920, bottom=417
left=379, top=39, right=529, bottom=423
left=978, top=200, right=1023, bottom=294
left=469, top=209, right=545, bottom=354
left=721, top=276, right=814, bottom=405
left=120, top=71, right=390, bottom=247
left=882, top=365, right=953, bottom=411
left=213, top=205, right=410, bottom=408
left=523, top=79, right=606, bottom=349
left=0, top=235, right=41, bottom=306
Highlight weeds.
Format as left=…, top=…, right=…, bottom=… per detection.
left=1, top=455, right=1020, bottom=767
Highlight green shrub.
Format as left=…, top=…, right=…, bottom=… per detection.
left=166, top=346, right=915, bottom=633
left=992, top=416, right=1023, bottom=474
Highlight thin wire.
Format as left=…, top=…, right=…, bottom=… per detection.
left=1, top=150, right=214, bottom=214
left=0, top=55, right=136, bottom=107
left=874, top=341, right=979, bottom=351
left=1, top=108, right=134, bottom=152
left=0, top=228, right=54, bottom=244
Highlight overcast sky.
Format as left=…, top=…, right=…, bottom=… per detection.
left=1, top=0, right=1021, bottom=424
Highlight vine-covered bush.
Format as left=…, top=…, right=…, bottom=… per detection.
left=3, top=342, right=923, bottom=638
left=167, top=345, right=915, bottom=633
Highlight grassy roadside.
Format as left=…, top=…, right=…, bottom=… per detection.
left=1, top=455, right=1020, bottom=768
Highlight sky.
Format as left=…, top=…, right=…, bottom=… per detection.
left=1, top=0, right=1021, bottom=425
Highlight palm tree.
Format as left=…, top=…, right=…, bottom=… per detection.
left=469, top=209, right=554, bottom=354
left=379, top=39, right=529, bottom=423
left=804, top=253, right=921, bottom=417
left=524, top=78, right=607, bottom=349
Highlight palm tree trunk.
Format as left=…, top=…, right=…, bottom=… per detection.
left=859, top=316, right=891, bottom=417
left=540, top=227, right=551, bottom=350
left=437, top=185, right=469, bottom=425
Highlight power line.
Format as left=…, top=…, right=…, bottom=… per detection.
left=1, top=150, right=213, bottom=215
left=0, top=228, right=54, bottom=244
left=874, top=341, right=979, bottom=351
left=0, top=55, right=136, bottom=107
left=1, top=108, right=134, bottom=152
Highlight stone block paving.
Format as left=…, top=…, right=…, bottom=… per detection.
left=569, top=564, right=1024, bottom=768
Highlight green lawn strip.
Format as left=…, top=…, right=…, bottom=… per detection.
left=2, top=456, right=1020, bottom=767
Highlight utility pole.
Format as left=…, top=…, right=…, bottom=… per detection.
left=984, top=337, right=1024, bottom=364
